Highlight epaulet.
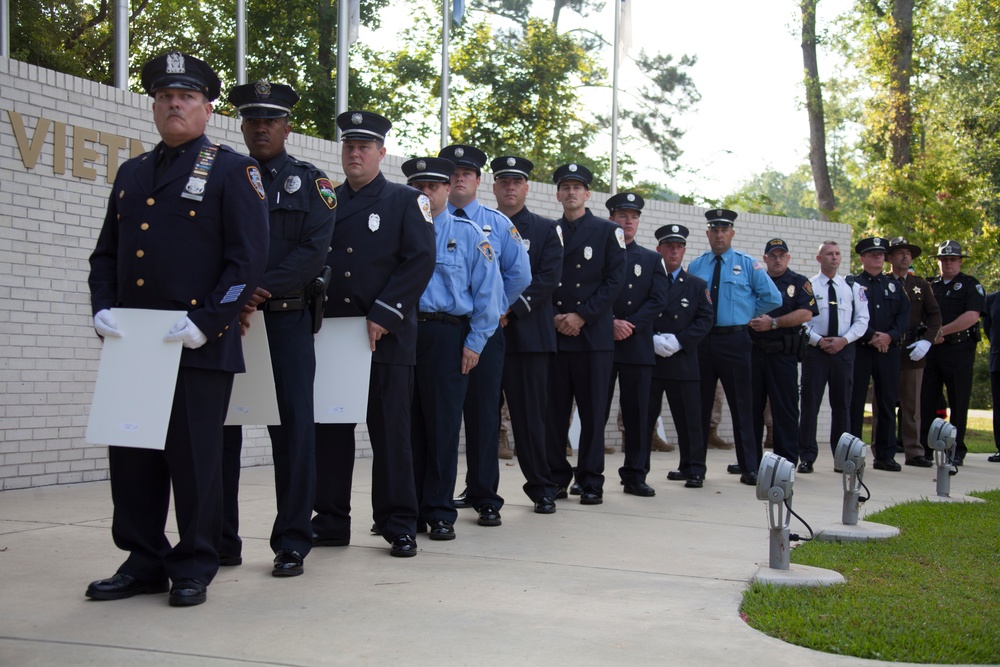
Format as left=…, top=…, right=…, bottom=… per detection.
left=216, top=143, right=238, bottom=154
left=287, top=154, right=321, bottom=172
left=845, top=275, right=856, bottom=286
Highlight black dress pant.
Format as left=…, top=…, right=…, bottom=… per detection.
left=698, top=329, right=758, bottom=475
left=607, top=363, right=653, bottom=483
left=850, top=344, right=901, bottom=462
left=751, top=348, right=801, bottom=464
left=649, top=377, right=706, bottom=477
left=799, top=344, right=855, bottom=465
left=461, top=329, right=505, bottom=510
left=920, top=344, right=975, bottom=460
left=502, top=352, right=558, bottom=502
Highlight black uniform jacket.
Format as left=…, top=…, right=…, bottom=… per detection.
left=89, top=135, right=270, bottom=373
left=652, top=269, right=713, bottom=380
left=612, top=242, right=668, bottom=365
left=504, top=206, right=563, bottom=354
left=323, top=172, right=436, bottom=366
left=552, top=208, right=626, bottom=352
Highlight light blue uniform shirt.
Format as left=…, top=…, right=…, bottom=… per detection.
left=419, top=210, right=505, bottom=354
left=448, top=199, right=530, bottom=310
left=688, top=247, right=782, bottom=326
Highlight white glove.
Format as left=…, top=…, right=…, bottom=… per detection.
left=164, top=316, right=207, bottom=349
left=653, top=334, right=671, bottom=358
left=908, top=339, right=932, bottom=362
left=661, top=332, right=681, bottom=356
left=94, top=309, right=123, bottom=338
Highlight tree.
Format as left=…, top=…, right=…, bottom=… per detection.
left=800, top=0, right=836, bottom=220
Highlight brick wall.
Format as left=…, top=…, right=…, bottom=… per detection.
left=0, top=57, right=848, bottom=489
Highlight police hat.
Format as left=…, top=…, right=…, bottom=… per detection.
left=855, top=237, right=890, bottom=255
left=704, top=208, right=737, bottom=227
left=887, top=236, right=922, bottom=259
left=764, top=238, right=789, bottom=255
left=401, top=157, right=454, bottom=184
left=936, top=239, right=969, bottom=258
left=490, top=156, right=533, bottom=179
left=228, top=81, right=299, bottom=118
left=337, top=111, right=392, bottom=142
left=606, top=192, right=644, bottom=215
left=655, top=224, right=689, bottom=244
left=553, top=163, right=593, bottom=188
left=140, top=51, right=221, bottom=100
left=439, top=145, right=488, bottom=175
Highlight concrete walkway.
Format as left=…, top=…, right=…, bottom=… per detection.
left=1, top=447, right=996, bottom=666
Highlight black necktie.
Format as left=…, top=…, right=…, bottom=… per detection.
left=155, top=146, right=178, bottom=184
left=454, top=208, right=467, bottom=218
left=827, top=279, right=840, bottom=337
left=710, top=255, right=722, bottom=319
left=667, top=273, right=674, bottom=289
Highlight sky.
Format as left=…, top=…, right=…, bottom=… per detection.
left=366, top=0, right=854, bottom=198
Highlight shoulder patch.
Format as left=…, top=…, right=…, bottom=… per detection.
left=858, top=286, right=868, bottom=302
left=705, top=288, right=712, bottom=305
left=510, top=225, right=524, bottom=244
left=315, top=178, right=337, bottom=210
left=417, top=194, right=433, bottom=224
left=977, top=284, right=985, bottom=296
left=247, top=166, right=266, bottom=200
left=615, top=227, right=626, bottom=249
left=803, top=280, right=814, bottom=296
left=478, top=240, right=495, bottom=262
left=555, top=224, right=564, bottom=247
left=752, top=260, right=763, bottom=270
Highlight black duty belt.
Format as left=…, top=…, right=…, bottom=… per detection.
left=709, top=325, right=746, bottom=335
left=262, top=296, right=307, bottom=312
left=944, top=332, right=971, bottom=344
left=751, top=338, right=788, bottom=354
left=417, top=312, right=467, bottom=325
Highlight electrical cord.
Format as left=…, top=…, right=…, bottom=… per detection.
left=785, top=499, right=815, bottom=542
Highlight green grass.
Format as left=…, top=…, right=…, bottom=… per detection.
left=861, top=413, right=997, bottom=454
left=740, top=490, right=1000, bottom=663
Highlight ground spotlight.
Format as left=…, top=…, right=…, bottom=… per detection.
left=756, top=452, right=806, bottom=570
left=927, top=418, right=958, bottom=497
left=834, top=433, right=869, bottom=525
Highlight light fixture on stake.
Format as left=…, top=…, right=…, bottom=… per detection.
left=834, top=433, right=870, bottom=525
left=927, top=418, right=958, bottom=497
left=756, top=452, right=813, bottom=570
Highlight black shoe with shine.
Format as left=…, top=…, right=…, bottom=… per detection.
left=477, top=504, right=502, bottom=526
left=666, top=470, right=687, bottom=481
left=904, top=456, right=933, bottom=468
left=272, top=549, right=304, bottom=577
left=534, top=497, right=556, bottom=514
left=555, top=486, right=568, bottom=499
left=86, top=573, right=168, bottom=601
left=579, top=486, right=603, bottom=505
left=428, top=520, right=456, bottom=540
left=390, top=535, right=418, bottom=557
left=726, top=464, right=741, bottom=475
left=988, top=452, right=1000, bottom=463
left=685, top=475, right=704, bottom=489
left=873, top=459, right=902, bottom=472
left=313, top=535, right=350, bottom=547
left=622, top=481, right=655, bottom=497
left=569, top=483, right=583, bottom=496
left=168, top=579, right=207, bottom=607
left=797, top=461, right=814, bottom=474
left=452, top=492, right=470, bottom=509
left=740, top=472, right=757, bottom=486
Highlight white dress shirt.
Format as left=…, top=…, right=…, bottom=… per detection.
left=804, top=273, right=870, bottom=345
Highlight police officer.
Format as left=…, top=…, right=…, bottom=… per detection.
left=688, top=209, right=781, bottom=485
left=312, top=112, right=436, bottom=558
left=491, top=155, right=564, bottom=513
left=404, top=156, right=504, bottom=540
left=439, top=145, right=530, bottom=527
left=799, top=241, right=870, bottom=472
left=849, top=237, right=910, bottom=470
left=747, top=239, right=818, bottom=466
left=886, top=237, right=941, bottom=468
left=919, top=240, right=985, bottom=466
left=87, top=51, right=269, bottom=606
left=217, top=82, right=336, bottom=577
left=604, top=192, right=668, bottom=496
left=544, top=164, right=626, bottom=505
left=650, top=224, right=714, bottom=488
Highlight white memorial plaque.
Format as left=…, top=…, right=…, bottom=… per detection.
left=314, top=317, right=372, bottom=423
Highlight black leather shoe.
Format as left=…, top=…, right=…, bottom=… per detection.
left=313, top=536, right=350, bottom=547
left=534, top=497, right=556, bottom=514
left=370, top=523, right=382, bottom=535
left=905, top=456, right=934, bottom=468
left=579, top=486, right=603, bottom=505
left=477, top=504, right=502, bottom=526
left=569, top=483, right=583, bottom=496
left=86, top=573, right=168, bottom=601
left=666, top=470, right=687, bottom=481
left=272, top=549, right=304, bottom=577
left=555, top=486, right=568, bottom=499
left=452, top=492, right=469, bottom=509
left=989, top=452, right=1000, bottom=463
left=390, top=535, right=418, bottom=557
left=218, top=553, right=242, bottom=566
left=953, top=457, right=964, bottom=467
left=797, top=461, right=814, bottom=474
left=168, top=579, right=207, bottom=607
left=623, top=481, right=656, bottom=497
left=685, top=475, right=704, bottom=488
left=873, top=459, right=902, bottom=472
left=727, top=464, right=741, bottom=475
left=428, top=520, right=456, bottom=541
left=740, top=472, right=757, bottom=486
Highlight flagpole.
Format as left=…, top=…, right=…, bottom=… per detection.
left=441, top=0, right=450, bottom=148
left=235, top=0, right=246, bottom=85
left=336, top=0, right=350, bottom=141
left=610, top=0, right=621, bottom=195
